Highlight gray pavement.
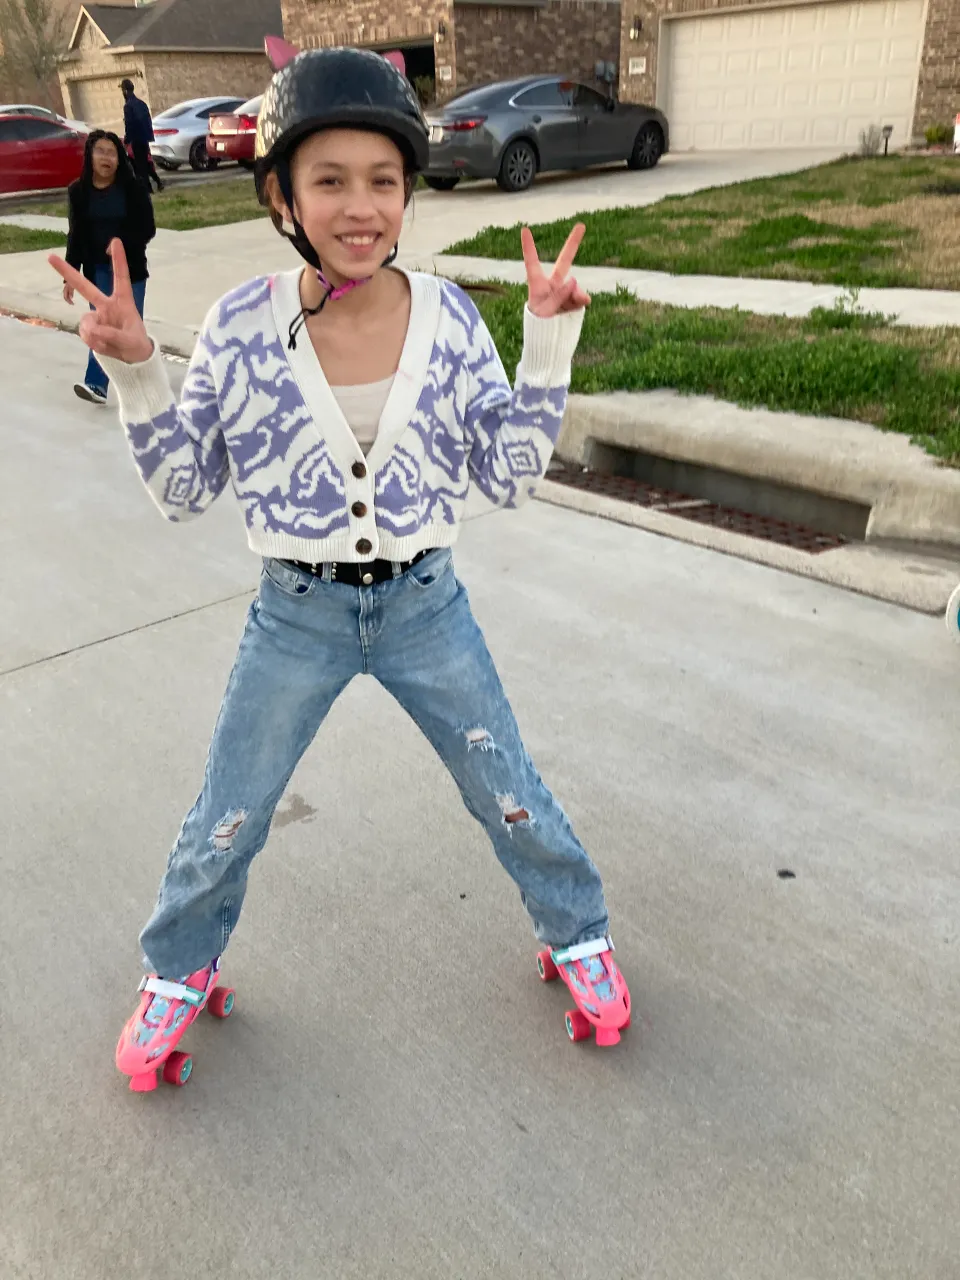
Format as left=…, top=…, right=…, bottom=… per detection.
left=2, top=318, right=959, bottom=1278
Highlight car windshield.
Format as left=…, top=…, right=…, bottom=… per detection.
left=441, top=84, right=508, bottom=112
left=237, top=96, right=262, bottom=114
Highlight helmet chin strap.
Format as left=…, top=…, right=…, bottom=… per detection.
left=277, top=155, right=399, bottom=350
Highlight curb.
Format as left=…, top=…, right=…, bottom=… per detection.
left=0, top=288, right=198, bottom=360
left=536, top=479, right=960, bottom=615
left=557, top=389, right=960, bottom=550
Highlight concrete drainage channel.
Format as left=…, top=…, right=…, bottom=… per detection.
left=547, top=448, right=869, bottom=555
left=542, top=392, right=960, bottom=615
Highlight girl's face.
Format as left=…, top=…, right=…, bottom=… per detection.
left=274, top=128, right=408, bottom=283
left=91, top=139, right=119, bottom=183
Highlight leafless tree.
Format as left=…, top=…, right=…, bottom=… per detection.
left=0, top=0, right=70, bottom=107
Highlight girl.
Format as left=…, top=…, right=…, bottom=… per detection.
left=62, top=129, right=155, bottom=405
left=50, top=48, right=630, bottom=1088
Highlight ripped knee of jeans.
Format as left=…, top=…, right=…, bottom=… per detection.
left=496, top=793, right=531, bottom=829
left=465, top=727, right=496, bottom=753
left=210, top=809, right=247, bottom=853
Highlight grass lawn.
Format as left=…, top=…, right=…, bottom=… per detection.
left=451, top=156, right=960, bottom=290
left=0, top=174, right=266, bottom=252
left=0, top=225, right=67, bottom=254
left=464, top=282, right=960, bottom=462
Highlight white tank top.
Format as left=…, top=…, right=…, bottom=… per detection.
left=329, top=375, right=395, bottom=457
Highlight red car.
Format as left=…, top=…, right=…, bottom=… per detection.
left=206, top=94, right=261, bottom=168
left=0, top=113, right=86, bottom=195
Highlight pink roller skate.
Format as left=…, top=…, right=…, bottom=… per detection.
left=536, top=937, right=630, bottom=1047
left=115, top=957, right=235, bottom=1092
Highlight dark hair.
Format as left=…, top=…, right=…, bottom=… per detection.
left=80, top=130, right=139, bottom=195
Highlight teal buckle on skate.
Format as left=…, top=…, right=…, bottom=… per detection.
left=140, top=976, right=206, bottom=1006
left=551, top=936, right=613, bottom=966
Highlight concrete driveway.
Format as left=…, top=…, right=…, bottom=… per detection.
left=2, top=315, right=958, bottom=1279
left=0, top=148, right=844, bottom=339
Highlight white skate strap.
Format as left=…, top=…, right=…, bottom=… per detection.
left=140, top=976, right=205, bottom=1006
left=552, top=936, right=612, bottom=965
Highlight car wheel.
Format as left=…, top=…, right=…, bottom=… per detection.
left=497, top=140, right=537, bottom=193
left=423, top=176, right=460, bottom=191
left=628, top=123, right=664, bottom=171
left=189, top=138, right=215, bottom=172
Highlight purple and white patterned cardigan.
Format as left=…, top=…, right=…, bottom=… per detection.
left=103, top=267, right=584, bottom=564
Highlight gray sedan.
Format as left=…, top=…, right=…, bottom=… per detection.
left=150, top=96, right=246, bottom=171
left=424, top=76, right=669, bottom=193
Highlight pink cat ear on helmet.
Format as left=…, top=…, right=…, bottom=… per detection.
left=265, top=35, right=300, bottom=71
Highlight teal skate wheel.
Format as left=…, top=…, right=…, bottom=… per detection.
left=945, top=584, right=960, bottom=644
left=564, top=1009, right=591, bottom=1043
left=163, top=1051, right=193, bottom=1087
left=207, top=986, right=235, bottom=1019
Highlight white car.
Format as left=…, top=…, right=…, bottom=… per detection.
left=0, top=103, right=89, bottom=131
left=150, top=96, right=246, bottom=171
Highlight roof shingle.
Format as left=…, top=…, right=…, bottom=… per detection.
left=79, top=0, right=282, bottom=51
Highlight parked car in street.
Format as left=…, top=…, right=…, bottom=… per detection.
left=206, top=95, right=262, bottom=168
left=150, top=96, right=247, bottom=171
left=0, top=103, right=89, bottom=132
left=0, top=113, right=86, bottom=195
left=424, top=76, right=668, bottom=192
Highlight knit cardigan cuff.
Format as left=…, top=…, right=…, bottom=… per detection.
left=99, top=340, right=175, bottom=420
left=516, top=305, right=585, bottom=387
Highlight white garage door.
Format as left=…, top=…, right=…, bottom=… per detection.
left=67, top=76, right=130, bottom=133
left=662, top=0, right=925, bottom=150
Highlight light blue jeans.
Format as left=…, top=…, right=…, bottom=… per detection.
left=85, top=265, right=146, bottom=394
left=139, top=550, right=610, bottom=976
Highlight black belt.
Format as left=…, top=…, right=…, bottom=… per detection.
left=284, top=549, right=431, bottom=587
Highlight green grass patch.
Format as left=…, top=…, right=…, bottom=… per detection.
left=463, top=282, right=960, bottom=462
left=150, top=176, right=266, bottom=231
left=0, top=224, right=66, bottom=254
left=449, top=156, right=960, bottom=289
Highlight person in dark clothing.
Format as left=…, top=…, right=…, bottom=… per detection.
left=63, top=130, right=156, bottom=404
left=120, top=78, right=164, bottom=193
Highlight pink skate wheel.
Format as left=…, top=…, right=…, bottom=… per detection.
left=162, top=1051, right=193, bottom=1087
left=564, top=1009, right=591, bottom=1043
left=536, top=950, right=558, bottom=982
left=207, top=986, right=235, bottom=1019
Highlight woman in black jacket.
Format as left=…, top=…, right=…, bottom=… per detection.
left=63, top=130, right=156, bottom=404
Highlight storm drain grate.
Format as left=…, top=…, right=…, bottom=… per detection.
left=546, top=462, right=848, bottom=555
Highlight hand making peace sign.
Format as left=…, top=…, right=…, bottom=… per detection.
left=522, top=221, right=590, bottom=318
left=48, top=239, right=154, bottom=366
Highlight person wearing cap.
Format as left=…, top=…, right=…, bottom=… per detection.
left=120, top=77, right=163, bottom=193
left=50, top=47, right=630, bottom=1087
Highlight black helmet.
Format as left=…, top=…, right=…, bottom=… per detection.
left=255, top=47, right=428, bottom=196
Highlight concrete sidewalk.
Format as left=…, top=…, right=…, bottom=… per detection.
left=3, top=221, right=957, bottom=337
left=415, top=254, right=960, bottom=328
left=0, top=146, right=896, bottom=340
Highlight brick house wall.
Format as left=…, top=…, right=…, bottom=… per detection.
left=617, top=0, right=960, bottom=144
left=281, top=0, right=619, bottom=99
left=60, top=38, right=144, bottom=133
left=913, top=0, right=960, bottom=135
left=454, top=0, right=621, bottom=92
left=61, top=41, right=271, bottom=132
left=141, top=52, right=272, bottom=116
left=281, top=0, right=457, bottom=93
